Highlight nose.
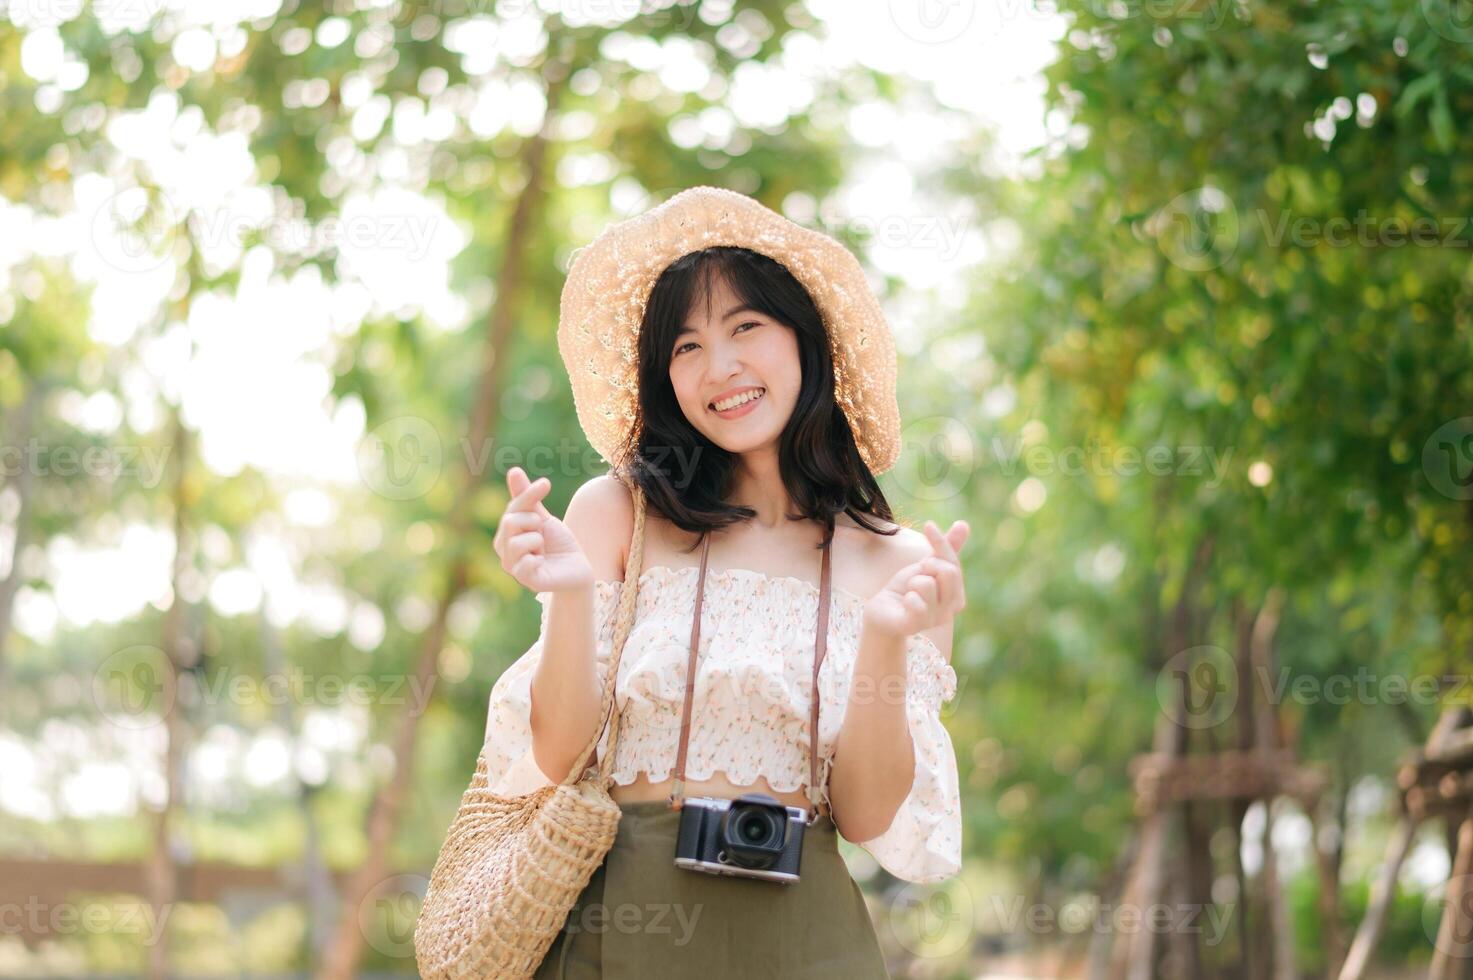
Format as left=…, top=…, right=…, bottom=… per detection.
left=703, top=335, right=744, bottom=387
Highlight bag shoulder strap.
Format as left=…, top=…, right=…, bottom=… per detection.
left=667, top=532, right=713, bottom=806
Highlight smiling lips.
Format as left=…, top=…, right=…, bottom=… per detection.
left=709, top=386, right=765, bottom=417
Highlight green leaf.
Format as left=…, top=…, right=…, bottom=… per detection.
left=1430, top=85, right=1456, bottom=152
left=1394, top=71, right=1441, bottom=118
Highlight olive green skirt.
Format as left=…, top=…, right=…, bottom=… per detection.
left=533, top=799, right=890, bottom=979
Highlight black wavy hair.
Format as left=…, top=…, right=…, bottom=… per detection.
left=612, top=245, right=898, bottom=557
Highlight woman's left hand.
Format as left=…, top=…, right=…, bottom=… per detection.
left=863, top=519, right=970, bottom=641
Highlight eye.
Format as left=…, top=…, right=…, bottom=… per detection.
left=674, top=321, right=760, bottom=357
left=671, top=321, right=760, bottom=355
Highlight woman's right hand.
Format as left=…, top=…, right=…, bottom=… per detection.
left=494, top=467, right=595, bottom=594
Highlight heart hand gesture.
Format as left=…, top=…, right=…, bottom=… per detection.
left=492, top=467, right=595, bottom=594
left=862, top=520, right=969, bottom=641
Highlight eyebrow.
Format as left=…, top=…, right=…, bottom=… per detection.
left=675, top=304, right=761, bottom=339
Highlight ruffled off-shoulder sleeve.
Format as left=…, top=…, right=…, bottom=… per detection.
left=482, top=582, right=624, bottom=796
left=849, top=633, right=962, bottom=884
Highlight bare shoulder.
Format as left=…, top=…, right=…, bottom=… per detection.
left=562, top=473, right=635, bottom=583
left=843, top=515, right=928, bottom=571
left=883, top=522, right=933, bottom=565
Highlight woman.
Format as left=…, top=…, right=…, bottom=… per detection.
left=485, top=187, right=968, bottom=978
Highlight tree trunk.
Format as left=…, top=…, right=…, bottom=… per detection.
left=1309, top=797, right=1345, bottom=979
left=257, top=596, right=334, bottom=964
left=1115, top=682, right=1189, bottom=980
left=1086, top=832, right=1139, bottom=980
left=1431, top=802, right=1473, bottom=980
left=1172, top=801, right=1207, bottom=978
left=1230, top=601, right=1254, bottom=980
left=0, top=378, right=45, bottom=684
left=1335, top=813, right=1416, bottom=980
left=1110, top=533, right=1213, bottom=980
left=1258, top=797, right=1296, bottom=980
left=1181, top=736, right=1212, bottom=980
left=317, top=54, right=570, bottom=980
left=145, top=412, right=195, bottom=980
left=1248, top=591, right=1296, bottom=980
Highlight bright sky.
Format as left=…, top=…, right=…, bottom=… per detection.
left=1, top=0, right=1062, bottom=821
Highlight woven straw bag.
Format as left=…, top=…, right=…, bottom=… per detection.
left=414, top=476, right=649, bottom=979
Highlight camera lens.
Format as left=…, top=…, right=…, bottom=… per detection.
left=720, top=797, right=787, bottom=869
left=732, top=807, right=779, bottom=848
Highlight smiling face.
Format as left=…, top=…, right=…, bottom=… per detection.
left=666, top=269, right=802, bottom=458
left=625, top=246, right=892, bottom=531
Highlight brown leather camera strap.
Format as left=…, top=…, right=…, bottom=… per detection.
left=667, top=528, right=833, bottom=824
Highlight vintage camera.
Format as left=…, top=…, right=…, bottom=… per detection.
left=673, top=792, right=807, bottom=884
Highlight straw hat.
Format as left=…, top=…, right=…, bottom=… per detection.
left=555, top=185, right=901, bottom=475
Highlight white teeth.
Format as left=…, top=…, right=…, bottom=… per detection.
left=712, top=388, right=764, bottom=412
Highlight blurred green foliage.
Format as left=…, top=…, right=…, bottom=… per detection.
left=2, top=0, right=1472, bottom=975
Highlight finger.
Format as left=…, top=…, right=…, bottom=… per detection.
left=931, top=519, right=969, bottom=601
left=947, top=520, right=970, bottom=554
left=500, top=528, right=533, bottom=569
left=530, top=482, right=553, bottom=519
left=508, top=530, right=544, bottom=560
left=507, top=467, right=543, bottom=515
left=507, top=466, right=528, bottom=496
left=903, top=590, right=928, bottom=619
left=500, top=512, right=542, bottom=536
left=518, top=477, right=550, bottom=510
left=506, top=472, right=537, bottom=511
left=905, top=571, right=939, bottom=608
left=938, top=562, right=965, bottom=611
left=923, top=520, right=960, bottom=567
left=925, top=522, right=968, bottom=609
left=511, top=551, right=543, bottom=581
left=507, top=474, right=552, bottom=516
left=913, top=558, right=950, bottom=606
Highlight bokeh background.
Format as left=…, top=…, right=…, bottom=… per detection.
left=2, top=0, right=1472, bottom=977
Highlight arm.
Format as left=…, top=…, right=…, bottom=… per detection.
left=827, top=615, right=954, bottom=842
left=525, top=474, right=633, bottom=783
left=528, top=585, right=604, bottom=783
left=827, top=520, right=964, bottom=843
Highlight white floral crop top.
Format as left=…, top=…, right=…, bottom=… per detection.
left=482, top=564, right=962, bottom=884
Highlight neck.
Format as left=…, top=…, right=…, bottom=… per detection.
left=729, top=448, right=795, bottom=529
